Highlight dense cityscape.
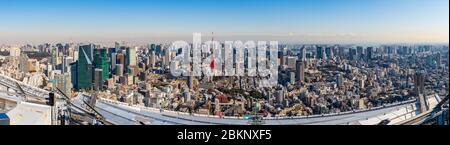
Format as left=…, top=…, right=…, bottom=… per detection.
left=1, top=42, right=448, bottom=119
left=0, top=0, right=448, bottom=126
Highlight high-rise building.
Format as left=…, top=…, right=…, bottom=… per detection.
left=94, top=48, right=109, bottom=82
left=19, top=53, right=29, bottom=73
left=163, top=47, right=171, bottom=68
left=46, top=64, right=53, bottom=77
left=149, top=43, right=156, bottom=57
left=117, top=52, right=125, bottom=65
left=275, top=88, right=285, bottom=105
left=70, top=62, right=77, bottom=89
left=414, top=71, right=425, bottom=95
left=111, top=52, right=117, bottom=71
left=116, top=64, right=124, bottom=76
left=154, top=44, right=162, bottom=56
left=338, top=47, right=345, bottom=59
left=51, top=47, right=58, bottom=67
left=289, top=71, right=296, bottom=84
left=316, top=46, right=324, bottom=60
left=356, top=46, right=364, bottom=60
left=126, top=47, right=137, bottom=67
left=108, top=47, right=116, bottom=58
left=296, top=60, right=305, bottom=83
left=280, top=52, right=286, bottom=66
left=55, top=72, right=72, bottom=96
left=280, top=47, right=286, bottom=65
left=73, top=49, right=79, bottom=62
left=9, top=47, right=21, bottom=57
left=286, top=56, right=297, bottom=69
left=108, top=47, right=117, bottom=70
left=301, top=46, right=307, bottom=61
left=366, top=47, right=373, bottom=61
left=325, top=47, right=333, bottom=60
left=336, top=73, right=343, bottom=87
left=426, top=55, right=436, bottom=67
left=348, top=48, right=357, bottom=61
left=150, top=49, right=156, bottom=68
left=436, top=52, right=441, bottom=67
left=76, top=44, right=95, bottom=90
left=94, top=69, right=103, bottom=90
left=62, top=56, right=73, bottom=73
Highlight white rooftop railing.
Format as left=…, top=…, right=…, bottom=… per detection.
left=98, top=97, right=417, bottom=121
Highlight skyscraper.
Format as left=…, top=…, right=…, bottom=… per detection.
left=296, top=60, right=305, bottom=83
left=366, top=47, right=373, bottom=61
left=280, top=52, right=286, bottom=66
left=94, top=69, right=103, bottom=90
left=116, top=64, right=124, bottom=76
left=316, top=46, right=324, bottom=60
left=149, top=43, right=156, bottom=54
left=414, top=71, right=425, bottom=95
left=336, top=73, right=343, bottom=87
left=70, top=62, right=77, bottom=89
left=356, top=46, right=364, bottom=60
left=126, top=47, right=137, bottom=67
left=94, top=48, right=109, bottom=82
left=338, top=47, right=345, bottom=59
left=9, top=47, right=21, bottom=57
left=348, top=48, right=357, bottom=61
left=51, top=47, right=58, bottom=67
left=150, top=49, right=156, bottom=68
left=290, top=71, right=296, bottom=84
left=62, top=56, right=73, bottom=73
left=108, top=47, right=116, bottom=57
left=55, top=72, right=72, bottom=96
left=286, top=56, right=297, bottom=69
left=301, top=46, right=307, bottom=61
left=117, top=52, right=125, bottom=65
left=19, top=53, right=29, bottom=73
left=76, top=44, right=95, bottom=90
left=108, top=47, right=117, bottom=70
left=111, top=52, right=117, bottom=71
left=325, top=47, right=333, bottom=60
left=436, top=52, right=441, bottom=68
left=163, top=47, right=172, bottom=68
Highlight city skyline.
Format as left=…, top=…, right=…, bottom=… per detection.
left=0, top=0, right=449, bottom=44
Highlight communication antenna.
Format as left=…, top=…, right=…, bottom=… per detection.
left=210, top=32, right=216, bottom=70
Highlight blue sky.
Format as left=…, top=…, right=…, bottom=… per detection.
left=0, top=0, right=448, bottom=44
